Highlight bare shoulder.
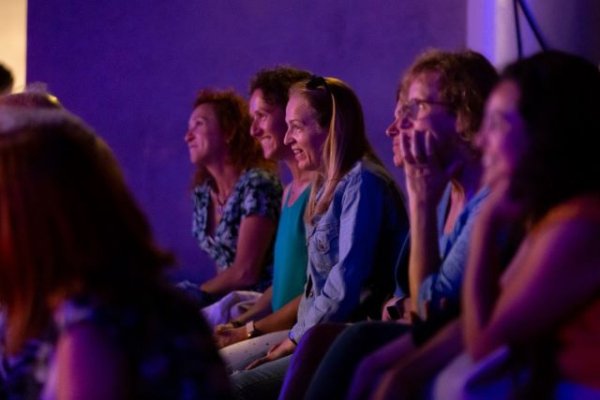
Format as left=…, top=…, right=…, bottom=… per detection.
left=526, top=208, right=600, bottom=280
left=56, top=322, right=127, bottom=399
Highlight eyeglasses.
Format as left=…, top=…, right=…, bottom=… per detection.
left=399, top=99, right=450, bottom=121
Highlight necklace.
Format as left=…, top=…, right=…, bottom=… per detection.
left=211, top=189, right=230, bottom=216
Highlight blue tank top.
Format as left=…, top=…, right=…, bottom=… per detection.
left=271, top=186, right=310, bottom=311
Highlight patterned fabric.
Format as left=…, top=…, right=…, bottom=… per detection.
left=192, top=168, right=282, bottom=292
left=39, top=290, right=232, bottom=399
left=0, top=312, right=50, bottom=400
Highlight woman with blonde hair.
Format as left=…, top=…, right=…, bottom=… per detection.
left=230, top=76, right=409, bottom=399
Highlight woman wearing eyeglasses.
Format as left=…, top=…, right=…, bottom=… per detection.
left=385, top=50, right=502, bottom=325
left=335, top=49, right=501, bottom=400
left=229, top=76, right=409, bottom=399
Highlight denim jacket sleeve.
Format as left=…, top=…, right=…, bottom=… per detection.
left=290, top=169, right=388, bottom=341
left=417, top=187, right=490, bottom=319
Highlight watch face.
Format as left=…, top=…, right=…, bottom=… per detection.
left=246, top=321, right=257, bottom=338
left=245, top=320, right=263, bottom=338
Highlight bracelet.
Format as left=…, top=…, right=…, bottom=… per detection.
left=245, top=321, right=262, bottom=338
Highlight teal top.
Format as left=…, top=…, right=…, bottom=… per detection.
left=271, top=186, right=310, bottom=311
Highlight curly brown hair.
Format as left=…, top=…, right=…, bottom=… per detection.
left=191, top=88, right=276, bottom=186
left=399, top=49, right=498, bottom=147
left=249, top=66, right=312, bottom=108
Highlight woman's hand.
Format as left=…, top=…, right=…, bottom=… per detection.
left=213, top=325, right=247, bottom=349
left=244, top=338, right=296, bottom=370
left=401, top=130, right=461, bottom=208
left=381, top=296, right=412, bottom=324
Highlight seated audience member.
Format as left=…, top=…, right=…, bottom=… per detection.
left=230, top=76, right=409, bottom=399
left=178, top=89, right=282, bottom=315
left=214, top=67, right=314, bottom=371
left=0, top=106, right=231, bottom=398
left=437, top=50, right=600, bottom=400
left=279, top=49, right=499, bottom=400
left=354, top=50, right=600, bottom=400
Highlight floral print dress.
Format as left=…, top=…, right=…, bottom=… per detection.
left=192, top=168, right=282, bottom=292
left=39, top=291, right=232, bottom=400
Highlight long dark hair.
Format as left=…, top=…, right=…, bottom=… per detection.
left=502, top=51, right=600, bottom=223
left=501, top=51, right=600, bottom=399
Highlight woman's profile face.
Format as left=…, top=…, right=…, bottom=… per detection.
left=249, top=89, right=289, bottom=161
left=479, top=80, right=528, bottom=187
left=184, top=103, right=228, bottom=166
left=402, top=73, right=459, bottom=166
left=284, top=93, right=328, bottom=171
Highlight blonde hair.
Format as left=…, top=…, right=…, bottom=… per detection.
left=290, top=77, right=387, bottom=222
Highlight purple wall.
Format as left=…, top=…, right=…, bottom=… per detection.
left=27, top=0, right=466, bottom=283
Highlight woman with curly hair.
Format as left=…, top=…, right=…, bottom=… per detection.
left=179, top=89, right=282, bottom=312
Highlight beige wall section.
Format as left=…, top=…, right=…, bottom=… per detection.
left=0, top=0, right=27, bottom=92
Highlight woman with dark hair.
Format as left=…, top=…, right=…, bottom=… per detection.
left=214, top=67, right=314, bottom=370
left=230, top=76, right=408, bottom=399
left=457, top=50, right=600, bottom=399
left=179, top=89, right=282, bottom=313
left=0, top=106, right=231, bottom=398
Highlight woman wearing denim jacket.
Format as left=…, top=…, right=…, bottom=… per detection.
left=230, top=76, right=409, bottom=400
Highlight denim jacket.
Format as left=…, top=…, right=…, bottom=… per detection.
left=290, top=159, right=409, bottom=341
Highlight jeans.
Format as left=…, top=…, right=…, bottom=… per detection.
left=279, top=323, right=348, bottom=400
left=304, top=321, right=410, bottom=400
left=221, top=331, right=290, bottom=373
left=230, top=355, right=292, bottom=400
